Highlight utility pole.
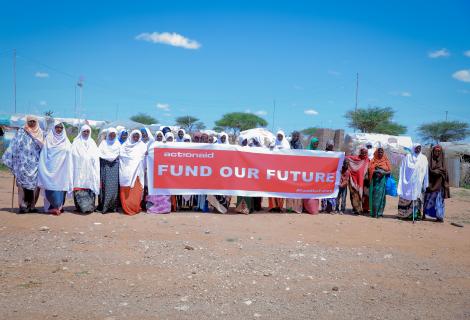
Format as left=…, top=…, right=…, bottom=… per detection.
left=13, top=49, right=16, bottom=113
left=445, top=110, right=448, bottom=121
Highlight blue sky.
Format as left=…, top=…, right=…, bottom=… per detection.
left=0, top=0, right=469, bottom=140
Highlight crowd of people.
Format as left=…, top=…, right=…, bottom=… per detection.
left=2, top=115, right=450, bottom=222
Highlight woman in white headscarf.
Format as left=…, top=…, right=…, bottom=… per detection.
left=183, top=134, right=192, bottom=143
left=38, top=121, right=73, bottom=215
left=71, top=124, right=100, bottom=213
left=2, top=115, right=44, bottom=213
left=140, top=127, right=155, bottom=146
left=154, top=130, right=165, bottom=143
left=97, top=127, right=121, bottom=213
left=397, top=143, right=429, bottom=220
left=217, top=132, right=229, bottom=144
left=164, top=132, right=175, bottom=142
left=268, top=130, right=289, bottom=212
left=119, top=130, right=147, bottom=215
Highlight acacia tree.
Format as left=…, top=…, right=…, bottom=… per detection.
left=345, top=106, right=406, bottom=135
left=214, top=112, right=268, bottom=136
left=130, top=113, right=158, bottom=125
left=418, top=120, right=469, bottom=143
left=175, top=115, right=206, bottom=133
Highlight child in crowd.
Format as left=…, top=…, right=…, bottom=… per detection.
left=335, top=159, right=350, bottom=214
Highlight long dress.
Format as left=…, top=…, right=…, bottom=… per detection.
left=423, top=146, right=450, bottom=221
left=38, top=123, right=74, bottom=215
left=397, top=147, right=429, bottom=220
left=368, top=150, right=392, bottom=218
left=119, top=131, right=147, bottom=215
left=71, top=125, right=100, bottom=213
left=2, top=127, right=42, bottom=212
left=347, top=152, right=369, bottom=214
left=97, top=129, right=121, bottom=213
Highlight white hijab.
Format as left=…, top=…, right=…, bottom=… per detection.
left=71, top=125, right=100, bottom=195
left=176, top=129, right=186, bottom=142
left=154, top=130, right=166, bottom=142
left=183, top=134, right=192, bottom=142
left=217, top=132, right=229, bottom=144
left=164, top=132, right=175, bottom=142
left=141, top=127, right=155, bottom=145
left=99, top=127, right=121, bottom=161
left=38, top=121, right=73, bottom=192
left=274, top=130, right=290, bottom=149
left=119, top=130, right=147, bottom=188
left=397, top=143, right=429, bottom=200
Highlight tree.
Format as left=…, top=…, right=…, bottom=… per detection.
left=130, top=113, right=158, bottom=125
left=175, top=115, right=206, bottom=133
left=418, top=120, right=469, bottom=143
left=214, top=112, right=268, bottom=136
left=345, top=106, right=406, bottom=135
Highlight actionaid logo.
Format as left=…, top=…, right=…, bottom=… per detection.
left=163, top=152, right=215, bottom=158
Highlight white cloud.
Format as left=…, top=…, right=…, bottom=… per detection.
left=156, top=103, right=170, bottom=111
left=390, top=91, right=412, bottom=97
left=136, top=32, right=201, bottom=50
left=304, top=109, right=319, bottom=116
left=428, top=48, right=450, bottom=58
left=35, top=71, right=49, bottom=78
left=39, top=100, right=47, bottom=106
left=464, top=50, right=470, bottom=57
left=452, top=69, right=470, bottom=82
left=327, top=70, right=341, bottom=76
left=255, top=110, right=267, bottom=116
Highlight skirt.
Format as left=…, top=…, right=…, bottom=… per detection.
left=235, top=197, right=254, bottom=214
left=268, top=198, right=285, bottom=212
left=73, top=189, right=96, bottom=213
left=207, top=195, right=231, bottom=214
left=424, top=190, right=445, bottom=221
left=120, top=177, right=143, bottom=215
left=97, top=159, right=120, bottom=213
left=303, top=199, right=319, bottom=215
left=397, top=197, right=422, bottom=220
left=146, top=195, right=172, bottom=214
left=176, top=195, right=197, bottom=211
left=286, top=199, right=303, bottom=213
left=45, top=190, right=66, bottom=215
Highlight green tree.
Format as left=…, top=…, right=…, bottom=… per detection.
left=418, top=120, right=469, bottom=143
left=130, top=113, right=158, bottom=125
left=175, top=115, right=206, bottom=133
left=215, top=112, right=268, bottom=136
left=345, top=106, right=406, bottom=135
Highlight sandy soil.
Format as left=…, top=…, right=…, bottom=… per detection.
left=0, top=170, right=469, bottom=320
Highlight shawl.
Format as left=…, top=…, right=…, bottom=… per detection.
left=427, top=145, right=450, bottom=198
left=1, top=127, right=42, bottom=189
left=274, top=130, right=290, bottom=149
left=183, top=134, right=192, bottom=142
left=99, top=127, right=121, bottom=161
left=308, top=137, right=319, bottom=150
left=176, top=129, right=186, bottom=142
left=38, top=121, right=74, bottom=192
left=346, top=149, right=370, bottom=196
left=154, top=130, right=166, bottom=142
left=217, top=132, right=229, bottom=144
left=71, top=125, right=100, bottom=194
left=397, top=143, right=429, bottom=200
left=119, top=130, right=147, bottom=188
left=24, top=115, right=44, bottom=146
left=368, top=149, right=392, bottom=178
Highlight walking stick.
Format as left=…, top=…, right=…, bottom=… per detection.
left=11, top=176, right=15, bottom=212
left=412, top=199, right=415, bottom=224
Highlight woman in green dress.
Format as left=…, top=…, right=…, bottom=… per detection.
left=368, top=147, right=392, bottom=218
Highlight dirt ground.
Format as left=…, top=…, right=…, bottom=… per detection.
left=0, top=171, right=469, bottom=320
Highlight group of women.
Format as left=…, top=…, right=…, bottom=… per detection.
left=2, top=116, right=450, bottom=221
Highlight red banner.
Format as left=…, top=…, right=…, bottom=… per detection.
left=148, top=143, right=344, bottom=199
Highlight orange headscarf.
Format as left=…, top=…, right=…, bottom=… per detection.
left=369, top=148, right=391, bottom=178
left=24, top=115, right=44, bottom=146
